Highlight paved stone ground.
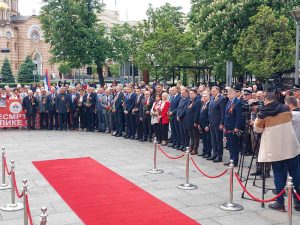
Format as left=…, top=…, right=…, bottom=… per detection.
left=0, top=129, right=299, bottom=225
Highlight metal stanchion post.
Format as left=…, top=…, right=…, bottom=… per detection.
left=0, top=147, right=11, bottom=190
left=178, top=147, right=197, bottom=190
left=219, top=160, right=244, bottom=211
left=40, top=206, right=48, bottom=225
left=147, top=138, right=163, bottom=174
left=23, top=179, right=28, bottom=225
left=0, top=160, right=23, bottom=211
left=287, top=177, right=293, bottom=225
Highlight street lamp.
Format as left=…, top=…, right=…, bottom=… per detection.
left=291, top=7, right=300, bottom=85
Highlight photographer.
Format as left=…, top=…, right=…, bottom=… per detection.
left=254, top=92, right=300, bottom=211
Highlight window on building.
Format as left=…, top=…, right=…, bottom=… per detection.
left=30, top=30, right=40, bottom=43
left=7, top=42, right=9, bottom=48
left=6, top=31, right=12, bottom=39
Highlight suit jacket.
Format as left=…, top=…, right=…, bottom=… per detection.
left=100, top=94, right=113, bottom=113
left=22, top=96, right=38, bottom=114
left=160, top=101, right=171, bottom=125
left=140, top=97, right=154, bottom=119
left=199, top=101, right=210, bottom=129
left=176, top=97, right=190, bottom=121
left=37, top=94, right=47, bottom=113
left=125, top=92, right=137, bottom=113
left=224, top=98, right=243, bottom=131
left=169, top=94, right=181, bottom=116
left=83, top=93, right=96, bottom=112
left=183, top=99, right=201, bottom=129
left=46, top=94, right=57, bottom=112
left=208, top=94, right=226, bottom=127
left=114, top=92, right=124, bottom=112
left=133, top=94, right=144, bottom=115
left=96, top=93, right=105, bottom=111
left=69, top=93, right=80, bottom=111
left=56, top=93, right=71, bottom=114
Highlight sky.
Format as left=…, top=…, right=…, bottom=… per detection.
left=19, top=0, right=191, bottom=21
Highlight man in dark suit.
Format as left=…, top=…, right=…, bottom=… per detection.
left=124, top=86, right=137, bottom=139
left=56, top=87, right=71, bottom=131
left=113, top=86, right=125, bottom=137
left=183, top=89, right=201, bottom=155
left=199, top=91, right=212, bottom=158
left=208, top=86, right=226, bottom=162
left=83, top=87, right=96, bottom=132
left=69, top=87, right=79, bottom=130
left=176, top=88, right=190, bottom=151
left=46, top=87, right=58, bottom=130
left=168, top=87, right=181, bottom=149
left=38, top=89, right=48, bottom=130
left=224, top=88, right=243, bottom=166
left=140, top=91, right=154, bottom=142
left=22, top=90, right=38, bottom=130
left=133, top=88, right=144, bottom=141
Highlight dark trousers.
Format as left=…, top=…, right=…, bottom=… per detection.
left=189, top=126, right=200, bottom=151
left=170, top=117, right=180, bottom=146
left=59, top=113, right=67, bottom=130
left=86, top=109, right=95, bottom=131
left=97, top=110, right=106, bottom=131
left=201, top=128, right=212, bottom=156
left=48, top=110, right=58, bottom=130
left=78, top=107, right=86, bottom=129
left=116, top=111, right=124, bottom=135
left=136, top=115, right=143, bottom=139
left=130, top=113, right=136, bottom=137
left=40, top=112, right=48, bottom=129
left=179, top=121, right=188, bottom=147
left=153, top=123, right=161, bottom=142
left=159, top=122, right=169, bottom=141
left=226, top=132, right=240, bottom=164
left=210, top=126, right=223, bottom=158
left=272, top=156, right=300, bottom=205
left=142, top=116, right=152, bottom=140
left=26, top=113, right=36, bottom=129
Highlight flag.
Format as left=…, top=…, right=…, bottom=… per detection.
left=44, top=69, right=51, bottom=91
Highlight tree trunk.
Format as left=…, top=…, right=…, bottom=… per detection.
left=96, top=63, right=105, bottom=87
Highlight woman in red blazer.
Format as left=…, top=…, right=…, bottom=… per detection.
left=158, top=92, right=170, bottom=146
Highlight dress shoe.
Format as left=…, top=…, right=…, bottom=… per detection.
left=130, top=136, right=135, bottom=140
left=250, top=171, right=262, bottom=176
left=198, top=153, right=205, bottom=157
left=191, top=150, right=198, bottom=155
left=124, top=136, right=129, bottom=139
left=207, top=156, right=217, bottom=161
left=135, top=137, right=140, bottom=140
left=213, top=157, right=223, bottom=163
left=177, top=146, right=184, bottom=151
left=203, top=154, right=210, bottom=158
left=268, top=202, right=285, bottom=212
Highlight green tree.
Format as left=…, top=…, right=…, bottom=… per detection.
left=18, top=56, right=36, bottom=83
left=189, top=0, right=300, bottom=79
left=134, top=3, right=195, bottom=80
left=40, top=0, right=111, bottom=86
left=1, top=58, right=15, bottom=83
left=233, top=6, right=295, bottom=80
left=58, top=63, right=71, bottom=77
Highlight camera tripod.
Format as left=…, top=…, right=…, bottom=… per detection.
left=238, top=128, right=274, bottom=208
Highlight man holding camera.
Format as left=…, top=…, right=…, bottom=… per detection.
left=254, top=92, right=300, bottom=211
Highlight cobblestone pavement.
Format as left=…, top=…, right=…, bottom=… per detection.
left=0, top=129, right=299, bottom=225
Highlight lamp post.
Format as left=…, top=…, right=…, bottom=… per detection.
left=291, top=7, right=300, bottom=85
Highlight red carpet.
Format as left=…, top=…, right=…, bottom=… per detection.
left=33, top=157, right=200, bottom=225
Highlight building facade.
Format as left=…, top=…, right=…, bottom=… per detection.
left=0, top=0, right=59, bottom=81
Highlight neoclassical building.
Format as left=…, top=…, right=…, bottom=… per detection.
left=0, top=0, right=59, bottom=80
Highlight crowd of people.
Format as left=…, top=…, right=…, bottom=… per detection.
left=1, top=80, right=300, bottom=211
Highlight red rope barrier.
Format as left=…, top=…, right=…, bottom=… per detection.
left=25, top=194, right=34, bottom=225
left=157, top=145, right=185, bottom=160
left=191, top=157, right=228, bottom=178
left=12, top=172, right=23, bottom=198
left=3, top=157, right=11, bottom=175
left=235, top=172, right=285, bottom=203
left=294, top=188, right=300, bottom=201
